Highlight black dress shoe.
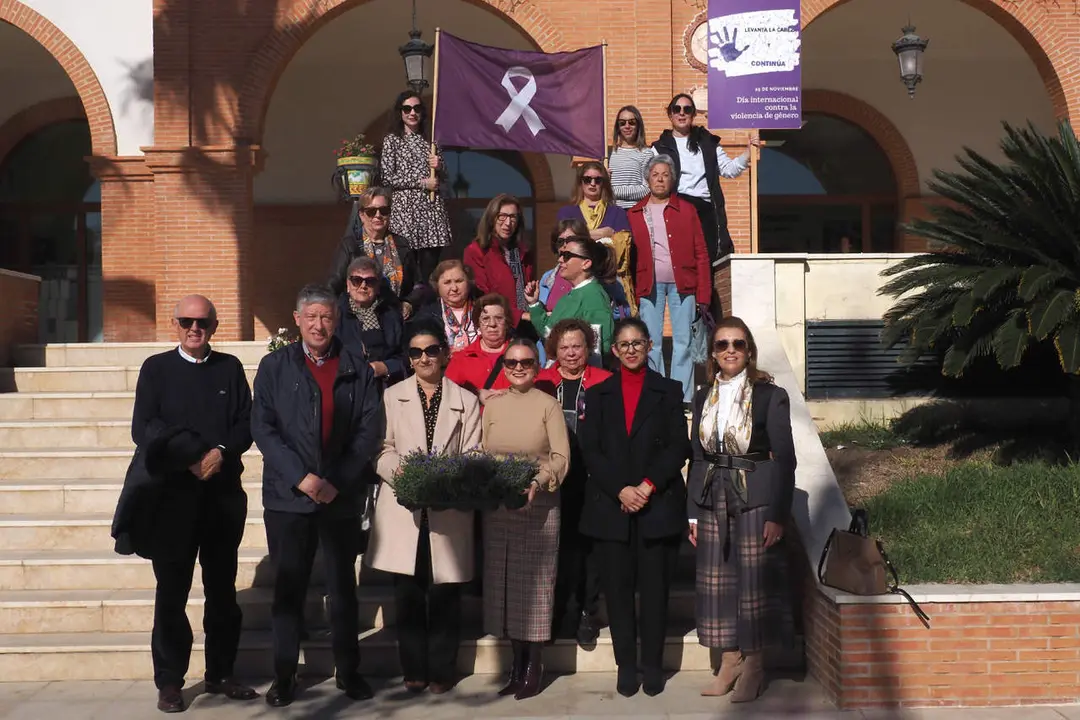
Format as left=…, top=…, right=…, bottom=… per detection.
left=205, top=677, right=258, bottom=700
left=616, top=666, right=639, bottom=697
left=265, top=676, right=297, bottom=707
left=642, top=667, right=665, bottom=696
left=336, top=673, right=374, bottom=701
left=157, top=685, right=185, bottom=713
left=576, top=612, right=600, bottom=646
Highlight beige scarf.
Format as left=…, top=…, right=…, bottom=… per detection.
left=699, top=370, right=754, bottom=498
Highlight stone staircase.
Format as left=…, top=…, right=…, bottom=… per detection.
left=0, top=342, right=748, bottom=682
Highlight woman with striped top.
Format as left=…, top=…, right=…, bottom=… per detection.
left=608, top=106, right=655, bottom=211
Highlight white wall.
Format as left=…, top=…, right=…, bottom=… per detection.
left=804, top=0, right=1057, bottom=192
left=21, top=0, right=154, bottom=156
left=0, top=22, right=76, bottom=130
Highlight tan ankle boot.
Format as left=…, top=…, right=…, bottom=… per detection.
left=730, top=651, right=764, bottom=702
left=701, top=650, right=743, bottom=696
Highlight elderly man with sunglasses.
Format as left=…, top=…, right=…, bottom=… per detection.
left=129, top=294, right=256, bottom=713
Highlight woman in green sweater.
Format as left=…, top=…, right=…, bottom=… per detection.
left=524, top=236, right=616, bottom=360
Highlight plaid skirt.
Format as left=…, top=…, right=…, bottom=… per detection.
left=696, top=472, right=793, bottom=651
left=482, top=491, right=560, bottom=642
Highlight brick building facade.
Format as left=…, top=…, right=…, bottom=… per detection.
left=0, top=0, right=1077, bottom=342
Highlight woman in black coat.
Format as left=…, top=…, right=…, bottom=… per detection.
left=578, top=317, right=690, bottom=698
left=688, top=315, right=796, bottom=704
left=334, top=256, right=406, bottom=388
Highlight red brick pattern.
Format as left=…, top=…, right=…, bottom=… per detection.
left=0, top=270, right=39, bottom=366
left=805, top=585, right=1080, bottom=709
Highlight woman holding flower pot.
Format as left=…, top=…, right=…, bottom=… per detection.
left=381, top=90, right=453, bottom=282
left=481, top=338, right=570, bottom=700
left=366, top=321, right=482, bottom=694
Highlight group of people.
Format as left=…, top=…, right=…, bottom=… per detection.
left=119, top=90, right=797, bottom=716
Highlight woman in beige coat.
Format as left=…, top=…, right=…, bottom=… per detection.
left=366, top=321, right=482, bottom=694
left=482, top=338, right=570, bottom=700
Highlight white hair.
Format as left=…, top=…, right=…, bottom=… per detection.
left=647, top=154, right=676, bottom=176
left=295, top=283, right=337, bottom=313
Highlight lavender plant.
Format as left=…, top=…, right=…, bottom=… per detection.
left=392, top=450, right=538, bottom=511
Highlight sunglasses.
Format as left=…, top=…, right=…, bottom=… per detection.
left=558, top=250, right=589, bottom=263
left=177, top=317, right=212, bottom=330
left=400, top=104, right=423, bottom=114
left=503, top=358, right=537, bottom=370
left=348, top=275, right=380, bottom=288
left=581, top=176, right=604, bottom=185
left=407, top=344, right=443, bottom=360
left=617, top=118, right=637, bottom=127
left=616, top=339, right=647, bottom=352
left=714, top=338, right=748, bottom=352
left=362, top=206, right=390, bottom=218
left=672, top=104, right=696, bottom=115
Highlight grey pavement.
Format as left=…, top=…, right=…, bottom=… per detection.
left=0, top=672, right=1078, bottom=719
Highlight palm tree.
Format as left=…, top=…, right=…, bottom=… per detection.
left=879, top=121, right=1080, bottom=381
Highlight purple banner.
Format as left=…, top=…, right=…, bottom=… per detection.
left=433, top=32, right=606, bottom=159
left=706, top=0, right=802, bottom=130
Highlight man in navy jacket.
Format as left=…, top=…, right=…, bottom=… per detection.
left=251, top=283, right=383, bottom=707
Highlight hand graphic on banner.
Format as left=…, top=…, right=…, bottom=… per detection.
left=716, top=26, right=749, bottom=63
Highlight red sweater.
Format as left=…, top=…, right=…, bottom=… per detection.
left=304, top=355, right=339, bottom=450
left=620, top=366, right=646, bottom=434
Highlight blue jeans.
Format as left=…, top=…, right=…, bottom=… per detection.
left=638, top=281, right=695, bottom=403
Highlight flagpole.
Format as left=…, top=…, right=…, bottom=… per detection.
left=428, top=27, right=442, bottom=202
left=750, top=132, right=760, bottom=254
left=601, top=39, right=609, bottom=168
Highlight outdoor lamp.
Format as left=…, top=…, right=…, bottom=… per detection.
left=399, top=0, right=433, bottom=93
left=892, top=24, right=929, bottom=99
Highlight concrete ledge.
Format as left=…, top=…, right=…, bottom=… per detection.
left=821, top=583, right=1080, bottom=604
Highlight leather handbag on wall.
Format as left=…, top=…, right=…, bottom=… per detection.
left=818, top=509, right=931, bottom=628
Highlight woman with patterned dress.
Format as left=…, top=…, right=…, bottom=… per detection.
left=380, top=90, right=453, bottom=282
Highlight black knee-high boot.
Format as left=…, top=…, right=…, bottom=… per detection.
left=498, top=640, right=525, bottom=696
left=515, top=642, right=544, bottom=700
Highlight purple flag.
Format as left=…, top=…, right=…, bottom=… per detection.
left=707, top=0, right=802, bottom=129
left=433, top=33, right=605, bottom=158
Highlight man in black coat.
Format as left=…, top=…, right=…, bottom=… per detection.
left=251, top=283, right=383, bottom=707
left=129, top=294, right=255, bottom=713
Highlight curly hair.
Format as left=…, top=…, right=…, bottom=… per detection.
left=545, top=318, right=597, bottom=360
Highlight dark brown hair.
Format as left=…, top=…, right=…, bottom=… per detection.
left=429, top=258, right=473, bottom=287
left=471, top=293, right=512, bottom=329
left=561, top=236, right=614, bottom=281
left=387, top=90, right=428, bottom=140
left=545, top=318, right=596, bottom=359
left=570, top=161, right=614, bottom=206
left=611, top=105, right=646, bottom=150
left=550, top=218, right=588, bottom=254
left=706, top=316, right=774, bottom=385
left=474, top=194, right=524, bottom=251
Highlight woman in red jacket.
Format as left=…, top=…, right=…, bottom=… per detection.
left=463, top=194, right=535, bottom=324
left=445, top=293, right=513, bottom=404
left=627, top=154, right=711, bottom=410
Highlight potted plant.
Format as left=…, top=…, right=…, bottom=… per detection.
left=392, top=450, right=539, bottom=512
left=334, top=134, right=379, bottom=199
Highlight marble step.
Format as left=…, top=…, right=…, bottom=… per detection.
left=0, top=365, right=258, bottom=393
left=0, top=392, right=136, bottom=420
left=0, top=586, right=698, bottom=636
left=0, top=625, right=739, bottom=681
left=0, top=513, right=268, bottom=551
left=0, top=421, right=134, bottom=450
left=0, top=449, right=263, bottom=480
left=14, top=342, right=269, bottom=369
left=0, top=478, right=263, bottom=514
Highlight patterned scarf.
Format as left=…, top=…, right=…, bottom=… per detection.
left=443, top=299, right=476, bottom=353
left=348, top=296, right=381, bottom=332
left=699, top=369, right=754, bottom=498
left=503, top=244, right=528, bottom=311
left=579, top=199, right=607, bottom=230
left=363, top=234, right=403, bottom=297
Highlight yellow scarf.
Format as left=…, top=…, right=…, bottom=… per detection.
left=579, top=200, right=607, bottom=230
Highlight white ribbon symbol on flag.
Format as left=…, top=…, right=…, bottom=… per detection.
left=495, top=66, right=546, bottom=136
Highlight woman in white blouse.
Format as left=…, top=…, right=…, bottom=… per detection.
left=652, top=93, right=759, bottom=265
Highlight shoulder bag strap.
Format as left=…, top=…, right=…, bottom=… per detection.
left=817, top=529, right=836, bottom=584
left=877, top=540, right=931, bottom=629
left=482, top=355, right=505, bottom=390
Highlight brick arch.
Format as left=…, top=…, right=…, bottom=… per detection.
left=360, top=107, right=555, bottom=202
left=803, top=89, right=920, bottom=200
left=802, top=0, right=1072, bottom=122
left=238, top=0, right=568, bottom=144
left=0, top=3, right=116, bottom=156
left=0, top=97, right=88, bottom=168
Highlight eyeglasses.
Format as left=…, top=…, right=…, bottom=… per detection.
left=503, top=358, right=537, bottom=370
left=617, top=118, right=637, bottom=127
left=558, top=250, right=589, bottom=263
left=348, top=275, right=380, bottom=288
left=616, top=339, right=648, bottom=352
left=407, top=344, right=443, bottom=360
left=672, top=104, right=695, bottom=115
left=581, top=176, right=604, bottom=185
left=362, top=206, right=390, bottom=218
left=400, top=104, right=423, bottom=114
left=495, top=213, right=518, bottom=223
left=177, top=317, right=212, bottom=330
left=714, top=339, right=748, bottom=352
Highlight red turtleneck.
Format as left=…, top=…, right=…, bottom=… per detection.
left=621, top=365, right=647, bottom=434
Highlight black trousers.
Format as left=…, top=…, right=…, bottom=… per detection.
left=552, top=482, right=601, bottom=634
left=678, top=193, right=733, bottom=264
left=595, top=521, right=680, bottom=673
left=393, top=518, right=462, bottom=683
left=415, top=247, right=443, bottom=286
left=264, top=509, right=360, bottom=679
left=151, top=488, right=247, bottom=690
